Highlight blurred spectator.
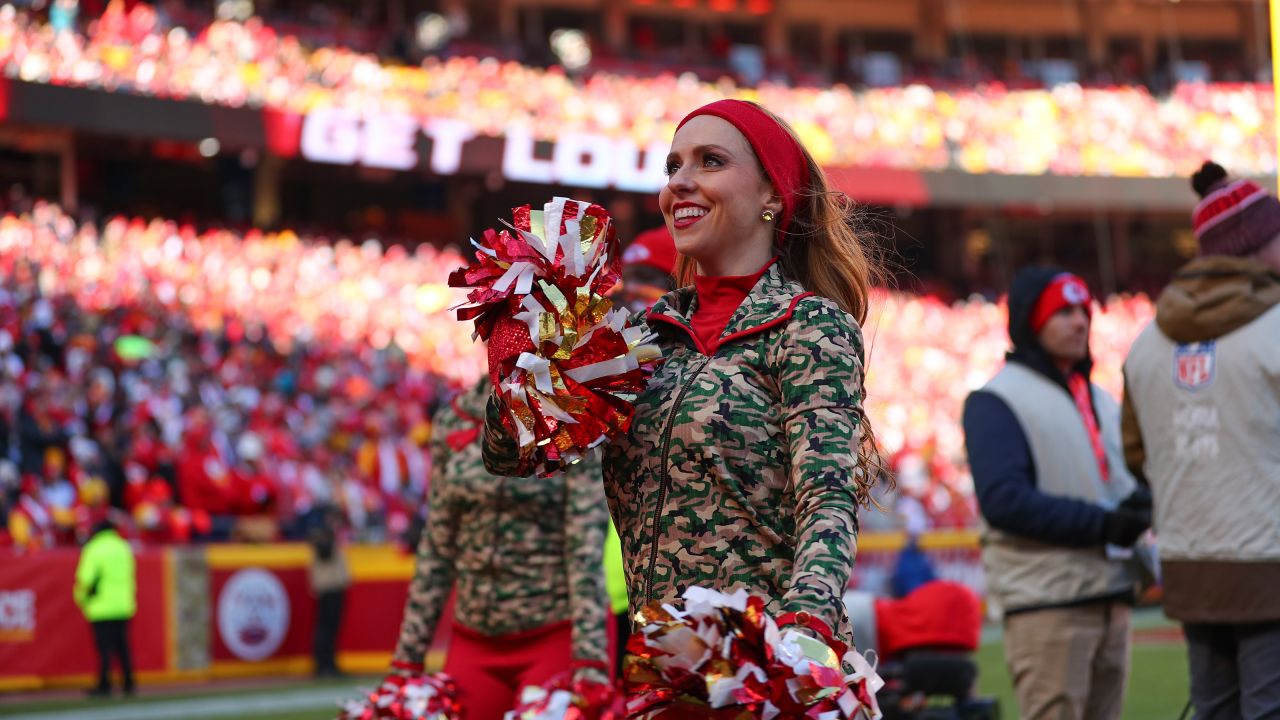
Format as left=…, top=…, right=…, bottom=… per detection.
left=74, top=517, right=136, bottom=697
left=48, top=0, right=78, bottom=34
left=617, top=225, right=677, bottom=313
left=963, top=267, right=1148, bottom=720
left=1122, top=162, right=1280, bottom=719
left=889, top=497, right=935, bottom=599
left=309, top=508, right=349, bottom=678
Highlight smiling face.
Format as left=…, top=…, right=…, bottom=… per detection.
left=659, top=115, right=782, bottom=276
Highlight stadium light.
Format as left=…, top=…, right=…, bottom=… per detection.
left=416, top=13, right=450, bottom=52
left=215, top=0, right=253, bottom=22
left=551, top=29, right=592, bottom=71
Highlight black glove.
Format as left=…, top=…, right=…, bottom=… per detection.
left=1119, top=487, right=1153, bottom=512
left=1102, top=508, right=1150, bottom=548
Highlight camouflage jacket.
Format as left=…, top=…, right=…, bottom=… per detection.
left=393, top=378, right=610, bottom=668
left=486, top=263, right=871, bottom=646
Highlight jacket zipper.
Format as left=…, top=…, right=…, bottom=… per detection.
left=643, top=354, right=712, bottom=604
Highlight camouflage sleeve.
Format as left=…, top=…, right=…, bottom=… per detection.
left=562, top=451, right=612, bottom=666
left=777, top=297, right=869, bottom=636
left=482, top=392, right=534, bottom=477
left=392, top=417, right=459, bottom=667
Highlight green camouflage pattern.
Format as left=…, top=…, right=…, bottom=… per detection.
left=393, top=378, right=610, bottom=668
left=485, top=262, right=872, bottom=647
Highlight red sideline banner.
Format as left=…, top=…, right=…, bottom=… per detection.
left=202, top=544, right=444, bottom=676
left=204, top=545, right=316, bottom=676
left=0, top=547, right=169, bottom=690
left=333, top=545, right=453, bottom=672
left=210, top=566, right=313, bottom=667
left=0, top=532, right=979, bottom=690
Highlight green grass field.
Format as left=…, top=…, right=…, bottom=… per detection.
left=2, top=627, right=1191, bottom=720
left=976, top=638, right=1190, bottom=719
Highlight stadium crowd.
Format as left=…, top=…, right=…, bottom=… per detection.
left=0, top=3, right=1272, bottom=177
left=0, top=201, right=1154, bottom=549
left=0, top=200, right=480, bottom=550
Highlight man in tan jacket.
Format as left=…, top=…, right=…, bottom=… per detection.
left=1122, top=161, right=1280, bottom=720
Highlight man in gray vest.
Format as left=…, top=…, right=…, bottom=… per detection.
left=964, top=266, right=1150, bottom=720
left=1122, top=161, right=1280, bottom=720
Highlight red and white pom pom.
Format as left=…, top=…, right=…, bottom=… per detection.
left=504, top=668, right=625, bottom=720
left=624, top=587, right=883, bottom=720
left=449, top=197, right=660, bottom=476
left=337, top=670, right=463, bottom=720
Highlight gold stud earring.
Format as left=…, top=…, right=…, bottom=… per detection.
left=761, top=209, right=776, bottom=222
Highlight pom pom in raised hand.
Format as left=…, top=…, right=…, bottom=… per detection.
left=449, top=197, right=660, bottom=475
left=624, top=587, right=883, bottom=720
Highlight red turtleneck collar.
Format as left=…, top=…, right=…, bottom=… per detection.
left=690, top=258, right=776, bottom=353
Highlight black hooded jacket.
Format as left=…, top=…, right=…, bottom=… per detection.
left=963, top=266, right=1108, bottom=548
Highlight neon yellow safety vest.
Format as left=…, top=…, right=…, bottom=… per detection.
left=603, top=521, right=629, bottom=615
left=74, top=529, right=137, bottom=622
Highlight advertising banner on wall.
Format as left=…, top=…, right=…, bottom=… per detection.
left=206, top=546, right=313, bottom=674
left=265, top=107, right=671, bottom=193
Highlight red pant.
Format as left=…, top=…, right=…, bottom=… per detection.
left=444, top=620, right=574, bottom=720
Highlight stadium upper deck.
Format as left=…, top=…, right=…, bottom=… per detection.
left=494, top=0, right=1269, bottom=86
left=0, top=2, right=1272, bottom=181
left=0, top=0, right=1269, bottom=297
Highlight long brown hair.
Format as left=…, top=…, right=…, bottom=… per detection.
left=672, top=104, right=882, bottom=325
left=671, top=103, right=888, bottom=505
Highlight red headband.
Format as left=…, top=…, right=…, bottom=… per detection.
left=676, top=99, right=811, bottom=237
left=1030, top=273, right=1093, bottom=334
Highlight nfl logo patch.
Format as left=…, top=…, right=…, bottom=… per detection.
left=1174, top=341, right=1216, bottom=391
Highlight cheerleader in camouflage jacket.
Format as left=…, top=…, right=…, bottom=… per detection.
left=391, top=377, right=610, bottom=720
left=485, top=99, right=882, bottom=655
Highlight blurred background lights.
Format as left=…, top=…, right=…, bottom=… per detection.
left=550, top=28, right=591, bottom=71
left=416, top=13, right=450, bottom=52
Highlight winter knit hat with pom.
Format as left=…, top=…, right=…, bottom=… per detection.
left=1191, top=161, right=1280, bottom=258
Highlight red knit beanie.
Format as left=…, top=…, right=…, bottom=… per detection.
left=1030, top=273, right=1093, bottom=334
left=1191, top=161, right=1280, bottom=257
left=676, top=99, right=810, bottom=238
